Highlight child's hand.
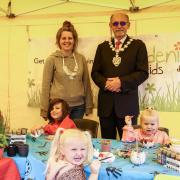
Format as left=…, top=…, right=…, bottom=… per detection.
left=31, top=126, right=44, bottom=135
left=45, top=135, right=54, bottom=141
left=90, top=159, right=101, bottom=174
left=125, top=116, right=133, bottom=125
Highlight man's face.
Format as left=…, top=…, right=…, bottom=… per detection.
left=109, top=14, right=130, bottom=39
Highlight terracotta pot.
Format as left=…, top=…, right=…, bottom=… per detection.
left=0, top=148, right=4, bottom=159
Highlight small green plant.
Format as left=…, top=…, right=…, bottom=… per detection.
left=0, top=134, right=8, bottom=148
left=0, top=111, right=8, bottom=148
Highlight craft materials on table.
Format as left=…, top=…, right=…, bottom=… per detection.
left=157, top=146, right=180, bottom=172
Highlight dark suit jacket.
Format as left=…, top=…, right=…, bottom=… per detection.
left=91, top=36, right=149, bottom=118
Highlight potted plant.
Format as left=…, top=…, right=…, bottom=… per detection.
left=0, top=111, right=8, bottom=158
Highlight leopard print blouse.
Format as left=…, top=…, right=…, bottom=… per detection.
left=55, top=165, right=86, bottom=180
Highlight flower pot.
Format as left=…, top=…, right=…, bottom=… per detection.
left=6, top=144, right=17, bottom=157
left=17, top=144, right=29, bottom=157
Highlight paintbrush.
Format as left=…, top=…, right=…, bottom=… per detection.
left=99, top=156, right=113, bottom=161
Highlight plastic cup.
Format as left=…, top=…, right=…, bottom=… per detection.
left=101, top=139, right=111, bottom=152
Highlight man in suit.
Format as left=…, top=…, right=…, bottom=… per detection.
left=91, top=12, right=149, bottom=139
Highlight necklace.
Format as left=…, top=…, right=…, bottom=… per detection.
left=62, top=53, right=78, bottom=79
left=109, top=38, right=133, bottom=67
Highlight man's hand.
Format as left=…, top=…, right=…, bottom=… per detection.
left=105, top=77, right=121, bottom=92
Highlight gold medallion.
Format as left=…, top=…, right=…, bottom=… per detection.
left=112, top=56, right=121, bottom=67
left=109, top=38, right=133, bottom=67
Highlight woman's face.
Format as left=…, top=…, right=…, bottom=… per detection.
left=141, top=116, right=158, bottom=135
left=50, top=103, right=63, bottom=121
left=59, top=31, right=74, bottom=52
left=61, top=137, right=88, bottom=165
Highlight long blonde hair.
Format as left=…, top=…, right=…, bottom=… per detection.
left=46, top=128, right=94, bottom=171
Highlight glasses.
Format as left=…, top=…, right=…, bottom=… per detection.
left=112, top=21, right=128, bottom=27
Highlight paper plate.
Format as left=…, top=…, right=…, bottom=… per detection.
left=98, top=152, right=115, bottom=162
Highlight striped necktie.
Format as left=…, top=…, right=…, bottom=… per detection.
left=115, top=40, right=121, bottom=50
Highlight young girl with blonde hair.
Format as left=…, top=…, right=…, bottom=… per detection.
left=122, top=107, right=170, bottom=145
left=46, top=128, right=101, bottom=180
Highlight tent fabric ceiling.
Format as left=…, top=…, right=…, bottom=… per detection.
left=0, top=0, right=180, bottom=19
left=67, top=0, right=175, bottom=9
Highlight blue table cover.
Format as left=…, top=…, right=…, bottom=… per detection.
left=85, top=139, right=180, bottom=180
left=9, top=136, right=180, bottom=180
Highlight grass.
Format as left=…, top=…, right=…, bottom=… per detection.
left=139, top=82, right=180, bottom=111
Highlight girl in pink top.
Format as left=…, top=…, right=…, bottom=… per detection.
left=32, top=98, right=76, bottom=135
left=122, top=107, right=170, bottom=145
